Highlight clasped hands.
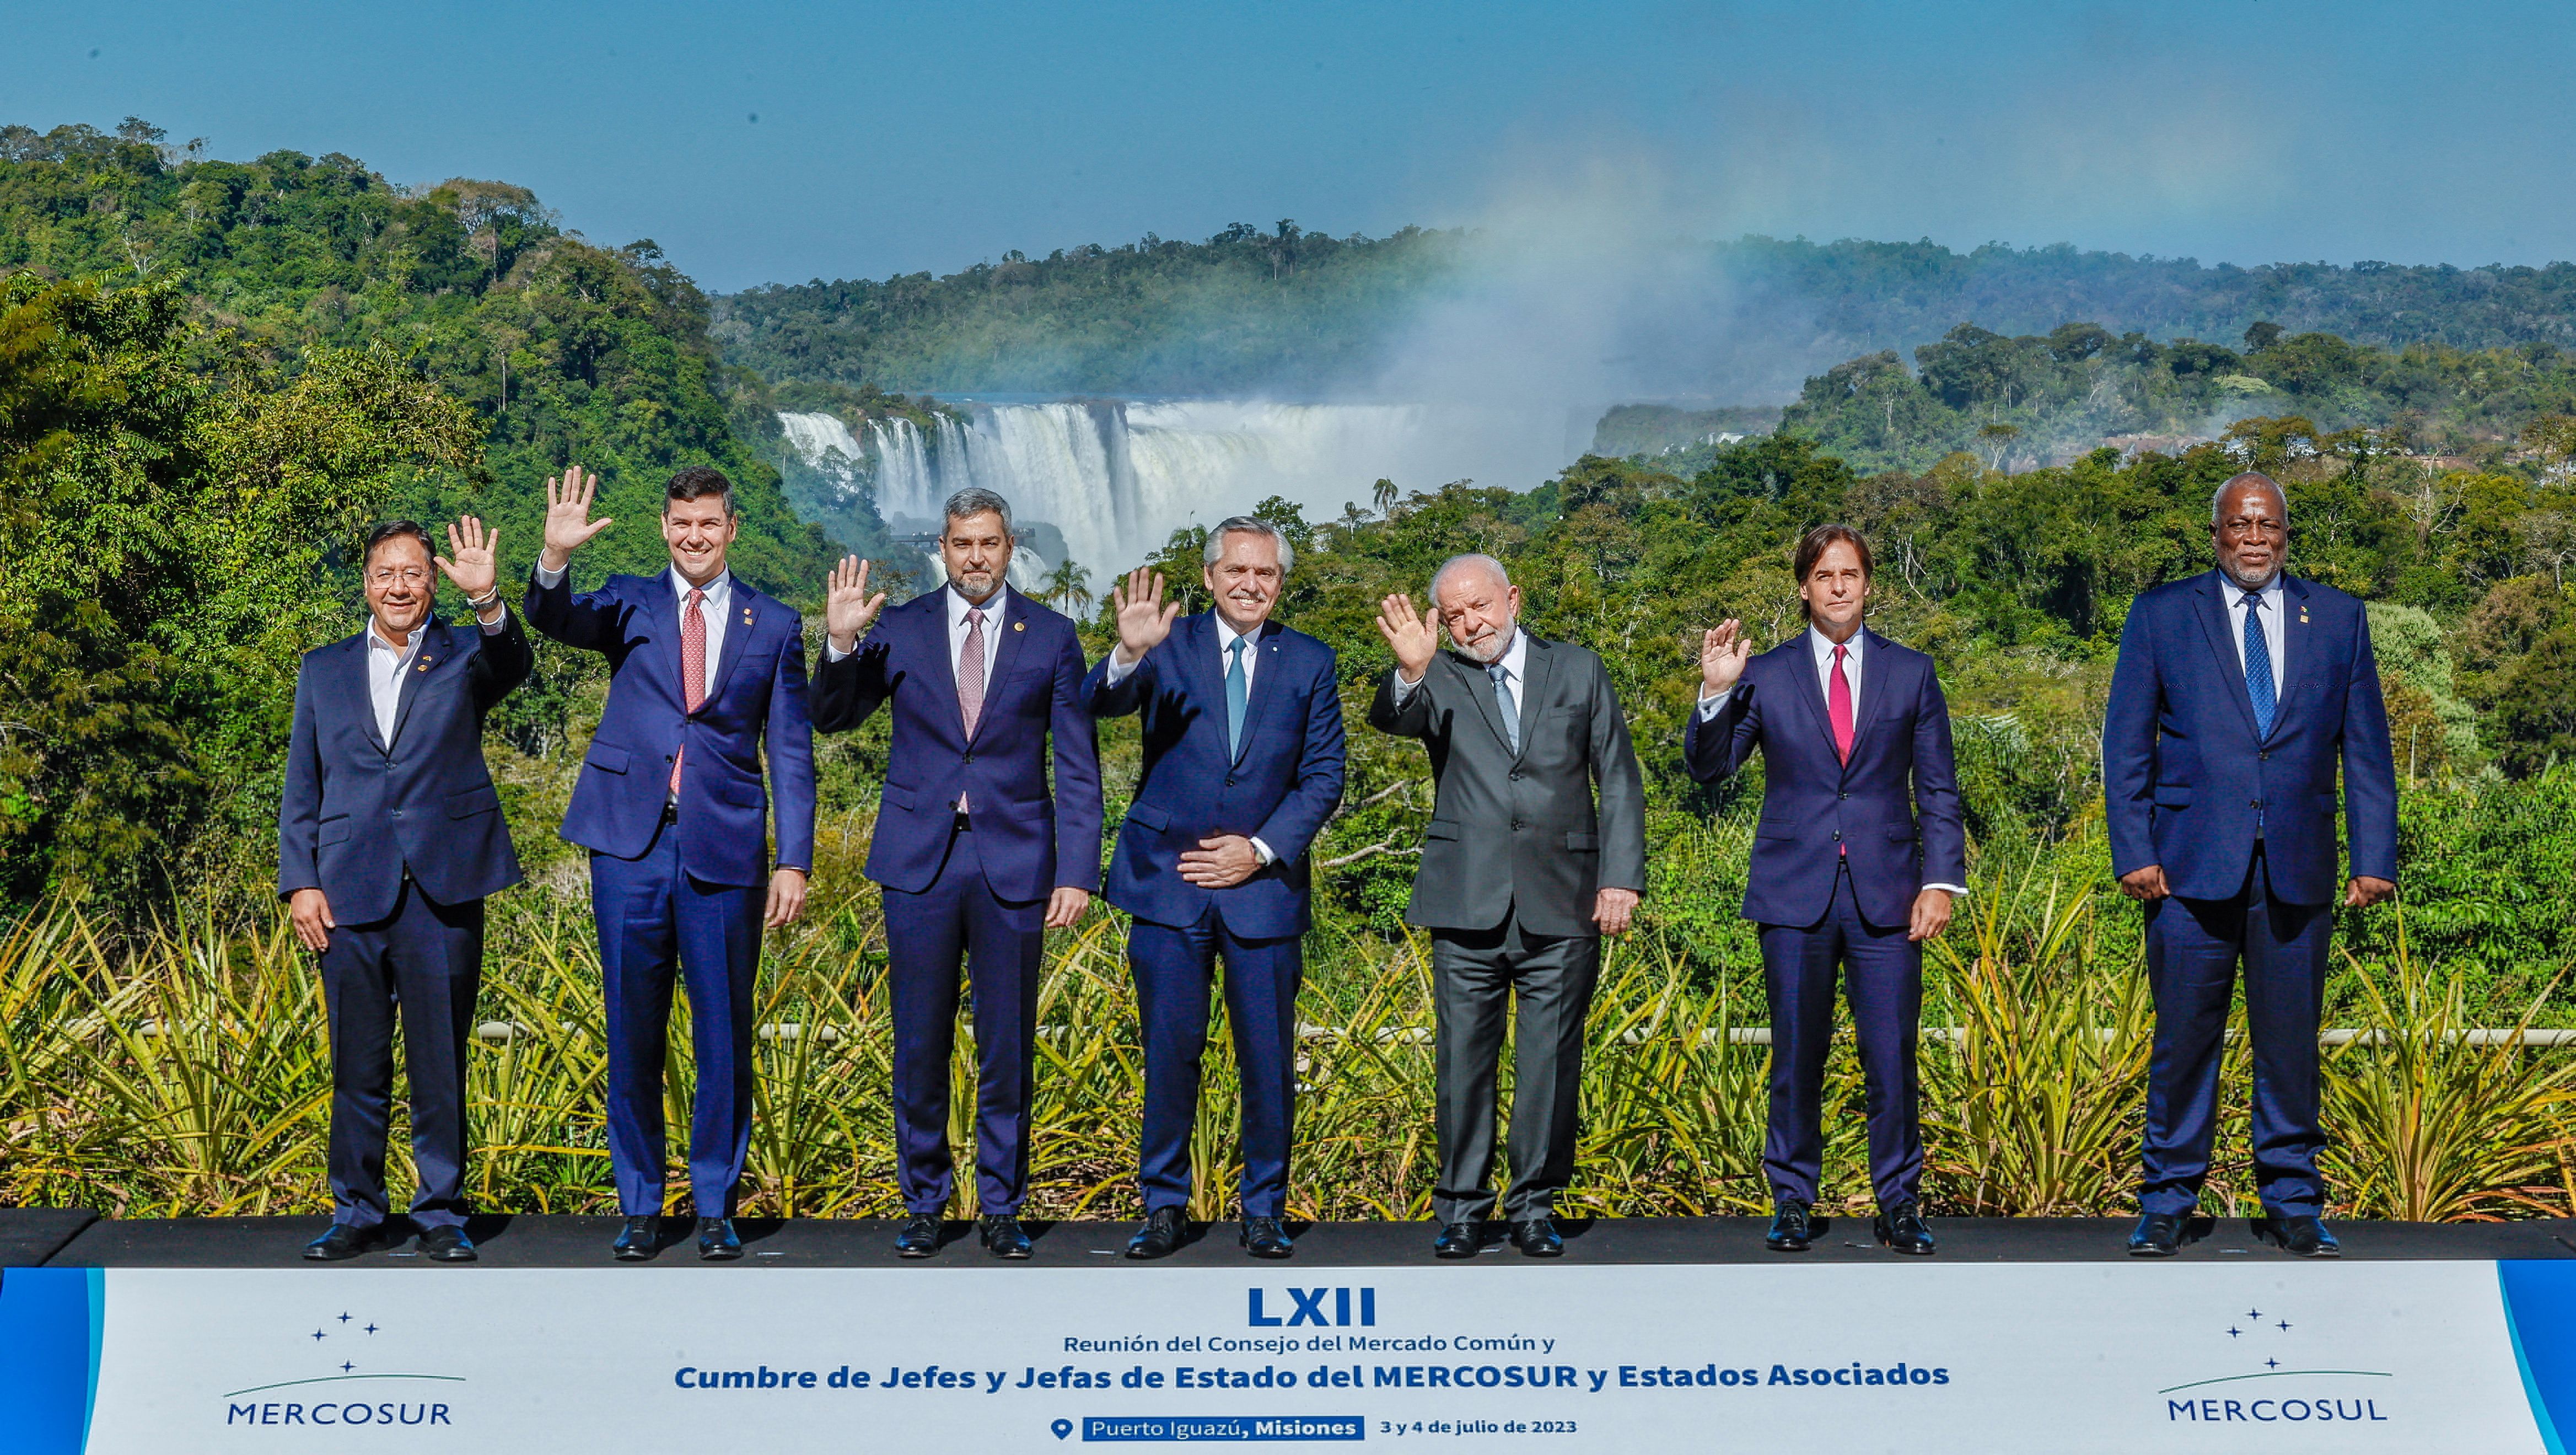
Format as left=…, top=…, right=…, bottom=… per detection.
left=2118, top=865, right=2395, bottom=909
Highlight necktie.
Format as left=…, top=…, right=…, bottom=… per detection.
left=1829, top=641, right=1855, bottom=763
left=1488, top=662, right=1519, bottom=753
left=672, top=588, right=706, bottom=794
left=2242, top=591, right=2276, bottom=739
left=958, top=607, right=987, bottom=738
left=1225, top=635, right=1249, bottom=760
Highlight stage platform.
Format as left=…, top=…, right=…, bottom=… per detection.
left=8, top=1207, right=2576, bottom=1451
left=12, top=1207, right=2574, bottom=1268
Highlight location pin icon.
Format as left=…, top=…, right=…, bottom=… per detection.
left=1051, top=1419, right=1074, bottom=1441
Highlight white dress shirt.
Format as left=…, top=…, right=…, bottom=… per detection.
left=1106, top=614, right=1278, bottom=865
left=2223, top=572, right=2288, bottom=687
left=365, top=621, right=425, bottom=746
left=366, top=609, right=508, bottom=748
left=1695, top=625, right=1965, bottom=897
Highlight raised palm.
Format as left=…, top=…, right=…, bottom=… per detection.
left=1375, top=593, right=1439, bottom=678
left=1112, top=566, right=1180, bottom=662
left=825, top=555, right=887, bottom=651
left=435, top=516, right=501, bottom=600
left=1700, top=619, right=1750, bottom=695
left=540, top=464, right=614, bottom=570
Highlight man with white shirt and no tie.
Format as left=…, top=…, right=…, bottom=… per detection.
left=281, top=518, right=529, bottom=1263
left=1687, top=525, right=1967, bottom=1257
left=1368, top=554, right=1645, bottom=1260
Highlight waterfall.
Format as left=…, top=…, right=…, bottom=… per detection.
left=778, top=400, right=1588, bottom=577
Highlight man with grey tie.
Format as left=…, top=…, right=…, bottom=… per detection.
left=1368, top=554, right=1645, bottom=1259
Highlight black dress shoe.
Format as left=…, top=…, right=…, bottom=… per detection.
left=1432, top=1221, right=1482, bottom=1260
left=1510, top=1217, right=1564, bottom=1258
left=302, top=1223, right=385, bottom=1261
left=697, top=1216, right=744, bottom=1261
left=612, top=1215, right=659, bottom=1263
left=1766, top=1201, right=1814, bottom=1253
left=1241, top=1216, right=1294, bottom=1260
left=2128, top=1212, right=2187, bottom=1257
left=2265, top=1215, right=2341, bottom=1258
left=1127, top=1207, right=1187, bottom=1260
left=418, top=1225, right=477, bottom=1263
left=894, top=1215, right=942, bottom=1259
left=980, top=1214, right=1033, bottom=1260
left=1873, top=1200, right=1937, bottom=1256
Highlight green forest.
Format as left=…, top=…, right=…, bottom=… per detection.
left=0, top=119, right=842, bottom=909
left=718, top=223, right=2576, bottom=399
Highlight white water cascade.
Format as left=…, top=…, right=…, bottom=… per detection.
left=778, top=400, right=1589, bottom=576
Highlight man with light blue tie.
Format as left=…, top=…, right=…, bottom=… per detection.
left=1085, top=519, right=1345, bottom=1261
left=2104, top=471, right=2398, bottom=1259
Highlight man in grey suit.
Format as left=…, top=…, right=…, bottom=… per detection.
left=1369, top=554, right=1646, bottom=1258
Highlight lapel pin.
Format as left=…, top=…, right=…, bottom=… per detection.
left=1013, top=620, right=1024, bottom=632
left=416, top=661, right=433, bottom=672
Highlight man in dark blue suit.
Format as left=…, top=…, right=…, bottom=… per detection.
left=2106, top=471, right=2398, bottom=1259
left=811, top=487, right=1103, bottom=1260
left=524, top=464, right=816, bottom=1262
left=1687, top=525, right=1966, bottom=1257
left=1084, top=519, right=1346, bottom=1261
left=281, top=517, right=529, bottom=1263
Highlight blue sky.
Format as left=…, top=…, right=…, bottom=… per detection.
left=12, top=0, right=2573, bottom=292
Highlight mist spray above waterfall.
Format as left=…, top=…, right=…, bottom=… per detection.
left=778, top=400, right=1587, bottom=578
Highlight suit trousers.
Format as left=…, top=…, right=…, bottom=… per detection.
left=2140, top=844, right=2333, bottom=1217
left=320, top=877, right=484, bottom=1229
left=591, top=814, right=764, bottom=1217
left=1130, top=910, right=1302, bottom=1218
left=1758, top=858, right=1924, bottom=1209
left=1429, top=909, right=1599, bottom=1225
left=883, top=821, right=1046, bottom=1216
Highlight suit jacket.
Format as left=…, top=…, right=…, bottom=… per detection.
left=1366, top=633, right=1645, bottom=937
left=278, top=611, right=532, bottom=923
left=523, top=568, right=816, bottom=887
left=811, top=585, right=1104, bottom=901
left=1084, top=613, right=1346, bottom=937
left=1684, top=625, right=1968, bottom=928
left=2104, top=570, right=2398, bottom=905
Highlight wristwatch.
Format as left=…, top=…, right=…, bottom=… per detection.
left=466, top=588, right=504, bottom=614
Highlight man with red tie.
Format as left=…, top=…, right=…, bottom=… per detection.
left=525, top=465, right=816, bottom=1263
left=1687, top=525, right=1966, bottom=1256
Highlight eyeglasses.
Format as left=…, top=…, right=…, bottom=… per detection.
left=367, top=567, right=432, bottom=586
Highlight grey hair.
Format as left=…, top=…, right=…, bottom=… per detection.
left=1429, top=552, right=1511, bottom=603
left=1203, top=516, right=1294, bottom=574
left=944, top=486, right=1015, bottom=537
left=2213, top=471, right=2289, bottom=523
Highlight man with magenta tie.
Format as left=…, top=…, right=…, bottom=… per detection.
left=525, top=464, right=816, bottom=1263
left=810, top=487, right=1103, bottom=1260
left=1688, top=525, right=1966, bottom=1257
left=2106, top=471, right=2398, bottom=1258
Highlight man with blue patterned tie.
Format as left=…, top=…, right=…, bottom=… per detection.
left=1084, top=519, right=1345, bottom=1261
left=2104, top=471, right=2398, bottom=1259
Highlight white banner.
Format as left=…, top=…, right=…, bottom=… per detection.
left=4, top=1259, right=2571, bottom=1452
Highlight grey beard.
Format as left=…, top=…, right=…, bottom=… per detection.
left=2222, top=560, right=2281, bottom=591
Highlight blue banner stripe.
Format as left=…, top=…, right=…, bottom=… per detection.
left=2502, top=1261, right=2576, bottom=1455
left=0, top=1268, right=100, bottom=1455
